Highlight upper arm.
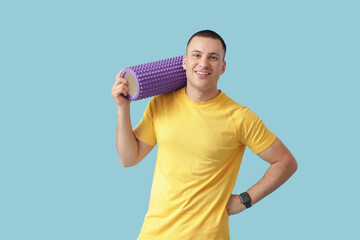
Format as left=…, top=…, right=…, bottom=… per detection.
left=257, top=138, right=297, bottom=169
left=135, top=138, right=155, bottom=165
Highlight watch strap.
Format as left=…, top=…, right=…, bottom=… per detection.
left=244, top=200, right=251, bottom=208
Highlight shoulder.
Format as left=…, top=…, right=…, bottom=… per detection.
left=221, top=94, right=255, bottom=120
left=147, top=88, right=181, bottom=110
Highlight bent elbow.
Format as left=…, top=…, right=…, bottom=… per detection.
left=121, top=162, right=132, bottom=168
left=120, top=158, right=138, bottom=168
left=289, top=156, right=298, bottom=175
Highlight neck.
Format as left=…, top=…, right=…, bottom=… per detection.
left=185, top=85, right=220, bottom=103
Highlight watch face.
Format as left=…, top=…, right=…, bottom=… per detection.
left=240, top=193, right=250, bottom=203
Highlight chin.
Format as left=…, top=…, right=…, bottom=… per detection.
left=191, top=82, right=214, bottom=91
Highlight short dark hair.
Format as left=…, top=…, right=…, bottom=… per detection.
left=186, top=30, right=227, bottom=60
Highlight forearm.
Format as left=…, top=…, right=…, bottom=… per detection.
left=227, top=138, right=297, bottom=216
left=247, top=157, right=297, bottom=206
left=116, top=106, right=139, bottom=167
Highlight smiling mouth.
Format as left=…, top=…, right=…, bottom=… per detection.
left=195, top=71, right=211, bottom=76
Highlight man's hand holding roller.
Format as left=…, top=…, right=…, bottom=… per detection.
left=112, top=69, right=131, bottom=110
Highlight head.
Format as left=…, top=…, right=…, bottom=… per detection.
left=186, top=30, right=226, bottom=60
left=183, top=30, right=227, bottom=92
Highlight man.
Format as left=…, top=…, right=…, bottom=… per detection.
left=111, top=30, right=297, bottom=240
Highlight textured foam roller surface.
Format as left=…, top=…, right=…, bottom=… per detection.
left=120, top=55, right=187, bottom=101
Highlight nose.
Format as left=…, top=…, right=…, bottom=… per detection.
left=198, top=56, right=209, bottom=69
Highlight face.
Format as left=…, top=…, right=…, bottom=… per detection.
left=183, top=36, right=226, bottom=92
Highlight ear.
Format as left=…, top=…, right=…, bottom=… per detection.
left=221, top=60, right=226, bottom=75
left=182, top=55, right=186, bottom=70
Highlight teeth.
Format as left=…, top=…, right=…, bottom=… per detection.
left=196, top=72, right=209, bottom=75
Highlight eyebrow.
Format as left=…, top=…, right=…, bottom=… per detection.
left=191, top=50, right=220, bottom=57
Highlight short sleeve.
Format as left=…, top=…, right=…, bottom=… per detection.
left=133, top=98, right=157, bottom=146
left=235, top=108, right=277, bottom=154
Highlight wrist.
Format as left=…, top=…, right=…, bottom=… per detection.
left=239, top=192, right=252, bottom=209
left=238, top=197, right=246, bottom=213
left=117, top=105, right=130, bottom=114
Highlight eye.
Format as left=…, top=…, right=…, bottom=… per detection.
left=210, top=56, right=218, bottom=60
left=192, top=53, right=200, bottom=58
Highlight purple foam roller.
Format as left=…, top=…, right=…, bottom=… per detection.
left=120, top=56, right=187, bottom=101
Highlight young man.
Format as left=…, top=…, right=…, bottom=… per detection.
left=111, top=30, right=297, bottom=240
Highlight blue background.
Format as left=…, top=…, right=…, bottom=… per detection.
left=1, top=0, right=359, bottom=239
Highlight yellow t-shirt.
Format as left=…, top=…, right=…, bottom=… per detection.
left=134, top=87, right=276, bottom=240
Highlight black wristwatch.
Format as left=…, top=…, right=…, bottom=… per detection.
left=239, top=192, right=252, bottom=208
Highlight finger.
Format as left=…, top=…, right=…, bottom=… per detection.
left=113, top=84, right=129, bottom=96
left=121, top=87, right=128, bottom=96
left=122, top=83, right=130, bottom=92
left=113, top=79, right=129, bottom=90
left=115, top=69, right=125, bottom=83
left=112, top=84, right=128, bottom=94
left=123, top=84, right=130, bottom=95
left=116, top=69, right=124, bottom=78
left=114, top=78, right=129, bottom=87
left=115, top=77, right=129, bottom=88
left=120, top=78, right=129, bottom=85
